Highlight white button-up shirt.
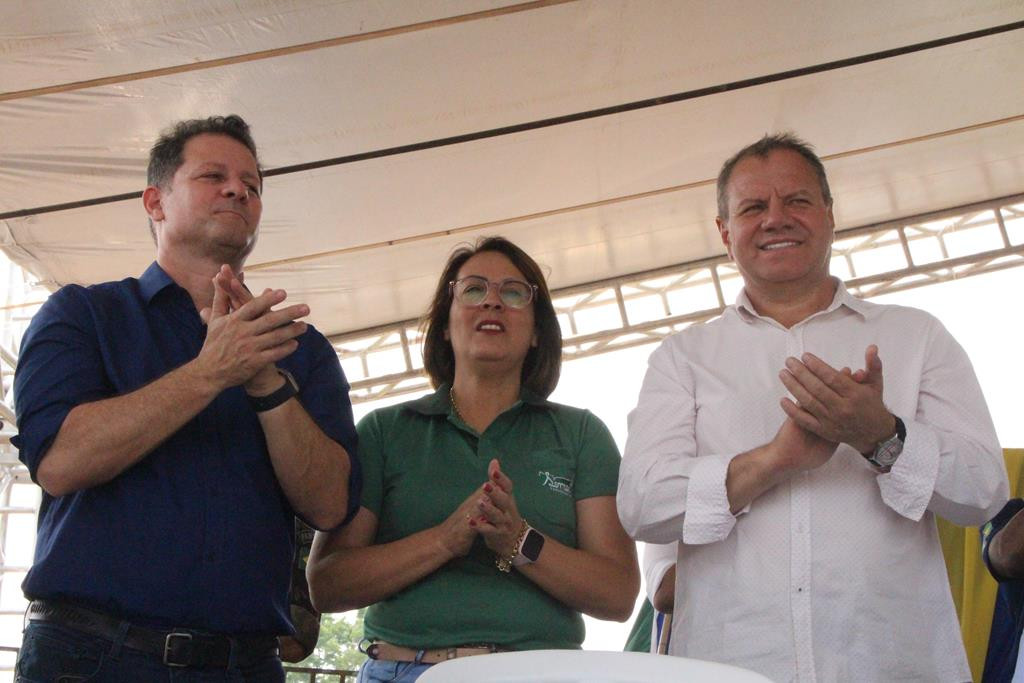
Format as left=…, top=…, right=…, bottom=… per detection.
left=617, top=282, right=1008, bottom=682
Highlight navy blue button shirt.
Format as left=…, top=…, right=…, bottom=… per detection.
left=12, top=262, right=360, bottom=634
left=982, top=498, right=1024, bottom=682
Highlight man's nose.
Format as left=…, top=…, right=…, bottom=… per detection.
left=762, top=198, right=787, bottom=228
left=222, top=177, right=250, bottom=201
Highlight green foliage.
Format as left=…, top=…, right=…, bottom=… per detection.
left=285, top=609, right=366, bottom=681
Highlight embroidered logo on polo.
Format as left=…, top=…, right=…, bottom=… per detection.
left=538, top=471, right=573, bottom=496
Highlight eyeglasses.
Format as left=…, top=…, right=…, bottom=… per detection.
left=449, top=276, right=537, bottom=309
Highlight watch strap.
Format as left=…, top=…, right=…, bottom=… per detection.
left=248, top=369, right=299, bottom=412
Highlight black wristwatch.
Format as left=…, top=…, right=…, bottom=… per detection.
left=248, top=369, right=299, bottom=412
left=512, top=526, right=545, bottom=567
left=862, top=415, right=906, bottom=469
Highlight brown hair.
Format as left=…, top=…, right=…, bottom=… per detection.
left=717, top=132, right=832, bottom=219
left=421, top=236, right=562, bottom=397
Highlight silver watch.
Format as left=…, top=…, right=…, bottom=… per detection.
left=863, top=416, right=906, bottom=469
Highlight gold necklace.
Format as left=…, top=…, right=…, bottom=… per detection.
left=449, top=386, right=466, bottom=422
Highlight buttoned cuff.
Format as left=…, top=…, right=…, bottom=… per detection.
left=876, top=419, right=939, bottom=521
left=682, top=453, right=741, bottom=544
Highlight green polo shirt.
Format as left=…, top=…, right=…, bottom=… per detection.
left=360, top=385, right=621, bottom=651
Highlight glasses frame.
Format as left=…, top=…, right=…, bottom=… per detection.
left=448, top=276, right=538, bottom=309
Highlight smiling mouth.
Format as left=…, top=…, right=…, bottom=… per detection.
left=760, top=241, right=800, bottom=251
left=476, top=322, right=505, bottom=332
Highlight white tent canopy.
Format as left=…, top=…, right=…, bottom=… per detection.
left=2, top=0, right=1023, bottom=338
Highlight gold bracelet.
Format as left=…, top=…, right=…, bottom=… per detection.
left=495, top=520, right=529, bottom=573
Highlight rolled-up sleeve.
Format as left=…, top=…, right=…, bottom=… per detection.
left=12, top=287, right=110, bottom=479
left=877, top=318, right=1007, bottom=525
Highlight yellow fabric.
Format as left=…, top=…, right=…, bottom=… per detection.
left=938, top=448, right=1024, bottom=682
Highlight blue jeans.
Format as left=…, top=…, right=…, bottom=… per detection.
left=16, top=621, right=284, bottom=682
left=355, top=657, right=432, bottom=683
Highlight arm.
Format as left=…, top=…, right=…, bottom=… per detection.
left=988, top=508, right=1024, bottom=580
left=211, top=267, right=355, bottom=529
left=479, top=460, right=639, bottom=622
left=782, top=335, right=1007, bottom=525
left=725, top=418, right=836, bottom=513
left=32, top=286, right=306, bottom=496
left=617, top=341, right=835, bottom=544
left=983, top=500, right=1024, bottom=581
left=306, top=492, right=482, bottom=613
left=306, top=407, right=483, bottom=613
left=251, top=380, right=353, bottom=530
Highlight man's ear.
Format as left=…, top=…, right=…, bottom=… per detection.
left=716, top=216, right=733, bottom=259
left=142, top=186, right=165, bottom=223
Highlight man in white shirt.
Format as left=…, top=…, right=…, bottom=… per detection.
left=616, top=133, right=1008, bottom=682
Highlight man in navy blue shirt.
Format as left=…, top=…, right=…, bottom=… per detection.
left=12, top=114, right=360, bottom=681
left=982, top=498, right=1024, bottom=682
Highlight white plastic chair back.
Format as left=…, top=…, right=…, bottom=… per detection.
left=417, top=649, right=774, bottom=682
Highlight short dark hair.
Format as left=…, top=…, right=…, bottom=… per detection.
left=421, top=236, right=562, bottom=398
left=146, top=115, right=261, bottom=241
left=716, top=133, right=832, bottom=219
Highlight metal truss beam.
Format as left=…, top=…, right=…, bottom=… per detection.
left=331, top=193, right=1024, bottom=403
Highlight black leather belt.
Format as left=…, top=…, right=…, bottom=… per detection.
left=27, top=600, right=279, bottom=669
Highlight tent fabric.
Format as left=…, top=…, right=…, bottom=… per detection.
left=2, top=1, right=1023, bottom=338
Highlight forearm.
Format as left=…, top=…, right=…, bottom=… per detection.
left=517, top=536, right=639, bottom=621
left=37, top=360, right=219, bottom=496
left=991, top=516, right=1024, bottom=579
left=307, top=524, right=453, bottom=612
left=725, top=444, right=792, bottom=513
left=258, top=399, right=352, bottom=530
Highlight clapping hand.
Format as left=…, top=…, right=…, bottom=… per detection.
left=197, top=264, right=307, bottom=394
left=778, top=345, right=894, bottom=454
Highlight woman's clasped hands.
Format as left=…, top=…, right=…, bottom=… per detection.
left=438, top=458, right=526, bottom=565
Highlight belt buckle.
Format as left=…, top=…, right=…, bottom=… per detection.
left=164, top=632, right=193, bottom=667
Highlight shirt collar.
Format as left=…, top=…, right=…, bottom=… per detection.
left=406, top=383, right=552, bottom=416
left=138, top=261, right=179, bottom=304
left=733, top=277, right=869, bottom=324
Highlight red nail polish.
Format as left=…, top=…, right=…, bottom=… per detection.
left=483, top=483, right=492, bottom=493
left=469, top=518, right=477, bottom=527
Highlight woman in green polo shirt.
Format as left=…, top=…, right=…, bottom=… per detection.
left=307, top=236, right=640, bottom=682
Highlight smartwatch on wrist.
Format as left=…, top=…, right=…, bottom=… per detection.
left=512, top=526, right=545, bottom=567
left=862, top=415, right=906, bottom=469
left=248, top=369, right=299, bottom=412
